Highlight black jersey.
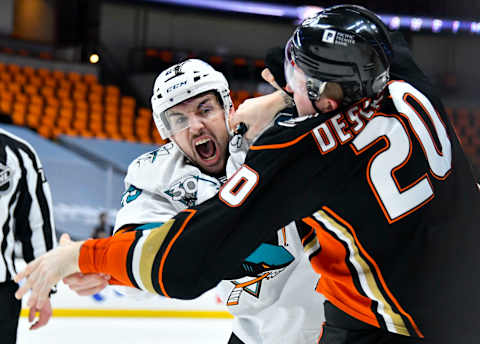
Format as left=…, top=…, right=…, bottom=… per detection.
left=79, top=33, right=480, bottom=342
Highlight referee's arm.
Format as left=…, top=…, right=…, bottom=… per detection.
left=14, top=145, right=56, bottom=263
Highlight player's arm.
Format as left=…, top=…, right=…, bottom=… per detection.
left=79, top=124, right=325, bottom=299
left=15, top=121, right=326, bottom=305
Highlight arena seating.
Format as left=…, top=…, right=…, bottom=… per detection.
left=0, top=58, right=478, bottom=174
left=0, top=61, right=167, bottom=145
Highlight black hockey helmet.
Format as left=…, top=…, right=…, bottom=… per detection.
left=285, top=5, right=393, bottom=106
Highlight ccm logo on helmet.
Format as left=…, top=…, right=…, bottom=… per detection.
left=167, top=80, right=187, bottom=93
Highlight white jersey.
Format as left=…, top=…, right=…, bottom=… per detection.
left=115, top=140, right=325, bottom=344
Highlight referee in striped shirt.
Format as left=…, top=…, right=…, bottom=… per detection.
left=0, top=128, right=56, bottom=343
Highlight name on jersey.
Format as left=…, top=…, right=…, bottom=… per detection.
left=312, top=98, right=379, bottom=155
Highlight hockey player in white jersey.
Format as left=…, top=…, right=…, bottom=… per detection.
left=65, top=59, right=325, bottom=343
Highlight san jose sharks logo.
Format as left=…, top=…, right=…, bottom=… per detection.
left=0, top=162, right=12, bottom=191
left=227, top=243, right=294, bottom=306
left=165, top=175, right=219, bottom=207
left=136, top=144, right=174, bottom=166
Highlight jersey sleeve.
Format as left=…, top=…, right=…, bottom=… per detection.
left=79, top=121, right=329, bottom=299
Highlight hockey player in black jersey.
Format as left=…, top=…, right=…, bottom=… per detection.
left=16, top=5, right=480, bottom=344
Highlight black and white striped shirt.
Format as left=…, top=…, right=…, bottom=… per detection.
left=0, top=128, right=56, bottom=283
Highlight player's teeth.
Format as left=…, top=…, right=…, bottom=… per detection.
left=195, top=138, right=211, bottom=146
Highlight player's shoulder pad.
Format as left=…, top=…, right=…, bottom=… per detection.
left=125, top=142, right=185, bottom=192
left=252, top=113, right=320, bottom=148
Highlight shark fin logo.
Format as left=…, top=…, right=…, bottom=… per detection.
left=227, top=243, right=294, bottom=306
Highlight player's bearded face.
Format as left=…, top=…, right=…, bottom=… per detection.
left=169, top=93, right=229, bottom=174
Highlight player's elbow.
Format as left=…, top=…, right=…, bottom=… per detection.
left=161, top=268, right=215, bottom=300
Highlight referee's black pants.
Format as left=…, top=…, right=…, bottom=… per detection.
left=0, top=280, right=22, bottom=344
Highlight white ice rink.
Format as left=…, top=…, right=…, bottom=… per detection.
left=18, top=316, right=232, bottom=344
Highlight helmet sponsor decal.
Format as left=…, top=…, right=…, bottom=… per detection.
left=322, top=29, right=337, bottom=43
left=322, top=29, right=356, bottom=47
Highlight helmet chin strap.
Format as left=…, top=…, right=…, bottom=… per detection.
left=310, top=98, right=322, bottom=114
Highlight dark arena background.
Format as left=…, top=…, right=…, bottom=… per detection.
left=1, top=0, right=479, bottom=343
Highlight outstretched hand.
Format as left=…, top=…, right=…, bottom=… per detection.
left=63, top=272, right=110, bottom=296
left=28, top=299, right=52, bottom=330
left=14, top=233, right=84, bottom=310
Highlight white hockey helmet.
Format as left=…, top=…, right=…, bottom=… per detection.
left=151, top=59, right=233, bottom=139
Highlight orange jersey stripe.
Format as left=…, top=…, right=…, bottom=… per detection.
left=302, top=216, right=378, bottom=328
left=323, top=206, right=424, bottom=338
left=250, top=131, right=311, bottom=150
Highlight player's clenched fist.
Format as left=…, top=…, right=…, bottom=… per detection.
left=14, top=233, right=84, bottom=309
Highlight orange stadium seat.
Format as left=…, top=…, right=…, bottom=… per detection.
left=73, top=91, right=86, bottom=102
left=1, top=91, right=13, bottom=102
left=138, top=107, right=152, bottom=118
left=31, top=95, right=44, bottom=107
left=37, top=68, right=51, bottom=79
left=76, top=100, right=88, bottom=111
left=45, top=106, right=58, bottom=118
left=105, top=105, right=119, bottom=116
left=57, top=89, right=71, bottom=100
left=59, top=79, right=72, bottom=91
left=37, top=126, right=53, bottom=139
left=52, top=70, right=65, bottom=80
left=88, top=93, right=103, bottom=104
left=16, top=93, right=28, bottom=104
left=30, top=76, right=43, bottom=87
left=15, top=74, right=27, bottom=84
left=57, top=117, right=72, bottom=130
left=0, top=99, right=12, bottom=114
left=105, top=85, right=120, bottom=96
left=105, top=95, right=119, bottom=107
left=121, top=96, right=136, bottom=107
left=11, top=111, right=25, bottom=126
left=68, top=72, right=82, bottom=83
left=46, top=97, right=60, bottom=108
left=44, top=77, right=56, bottom=88
left=24, top=85, right=38, bottom=96
left=91, top=103, right=104, bottom=113
left=0, top=73, right=12, bottom=83
left=22, top=66, right=35, bottom=77
left=61, top=99, right=74, bottom=109
left=84, top=74, right=98, bottom=85
left=26, top=112, right=41, bottom=128
left=8, top=83, right=22, bottom=94
left=7, top=64, right=20, bottom=74
left=41, top=86, right=55, bottom=98
left=28, top=103, right=42, bottom=115
left=90, top=84, right=104, bottom=94
left=74, top=82, right=88, bottom=92
left=64, top=128, right=78, bottom=136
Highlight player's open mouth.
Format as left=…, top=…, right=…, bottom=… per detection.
left=195, top=137, right=217, bottom=161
